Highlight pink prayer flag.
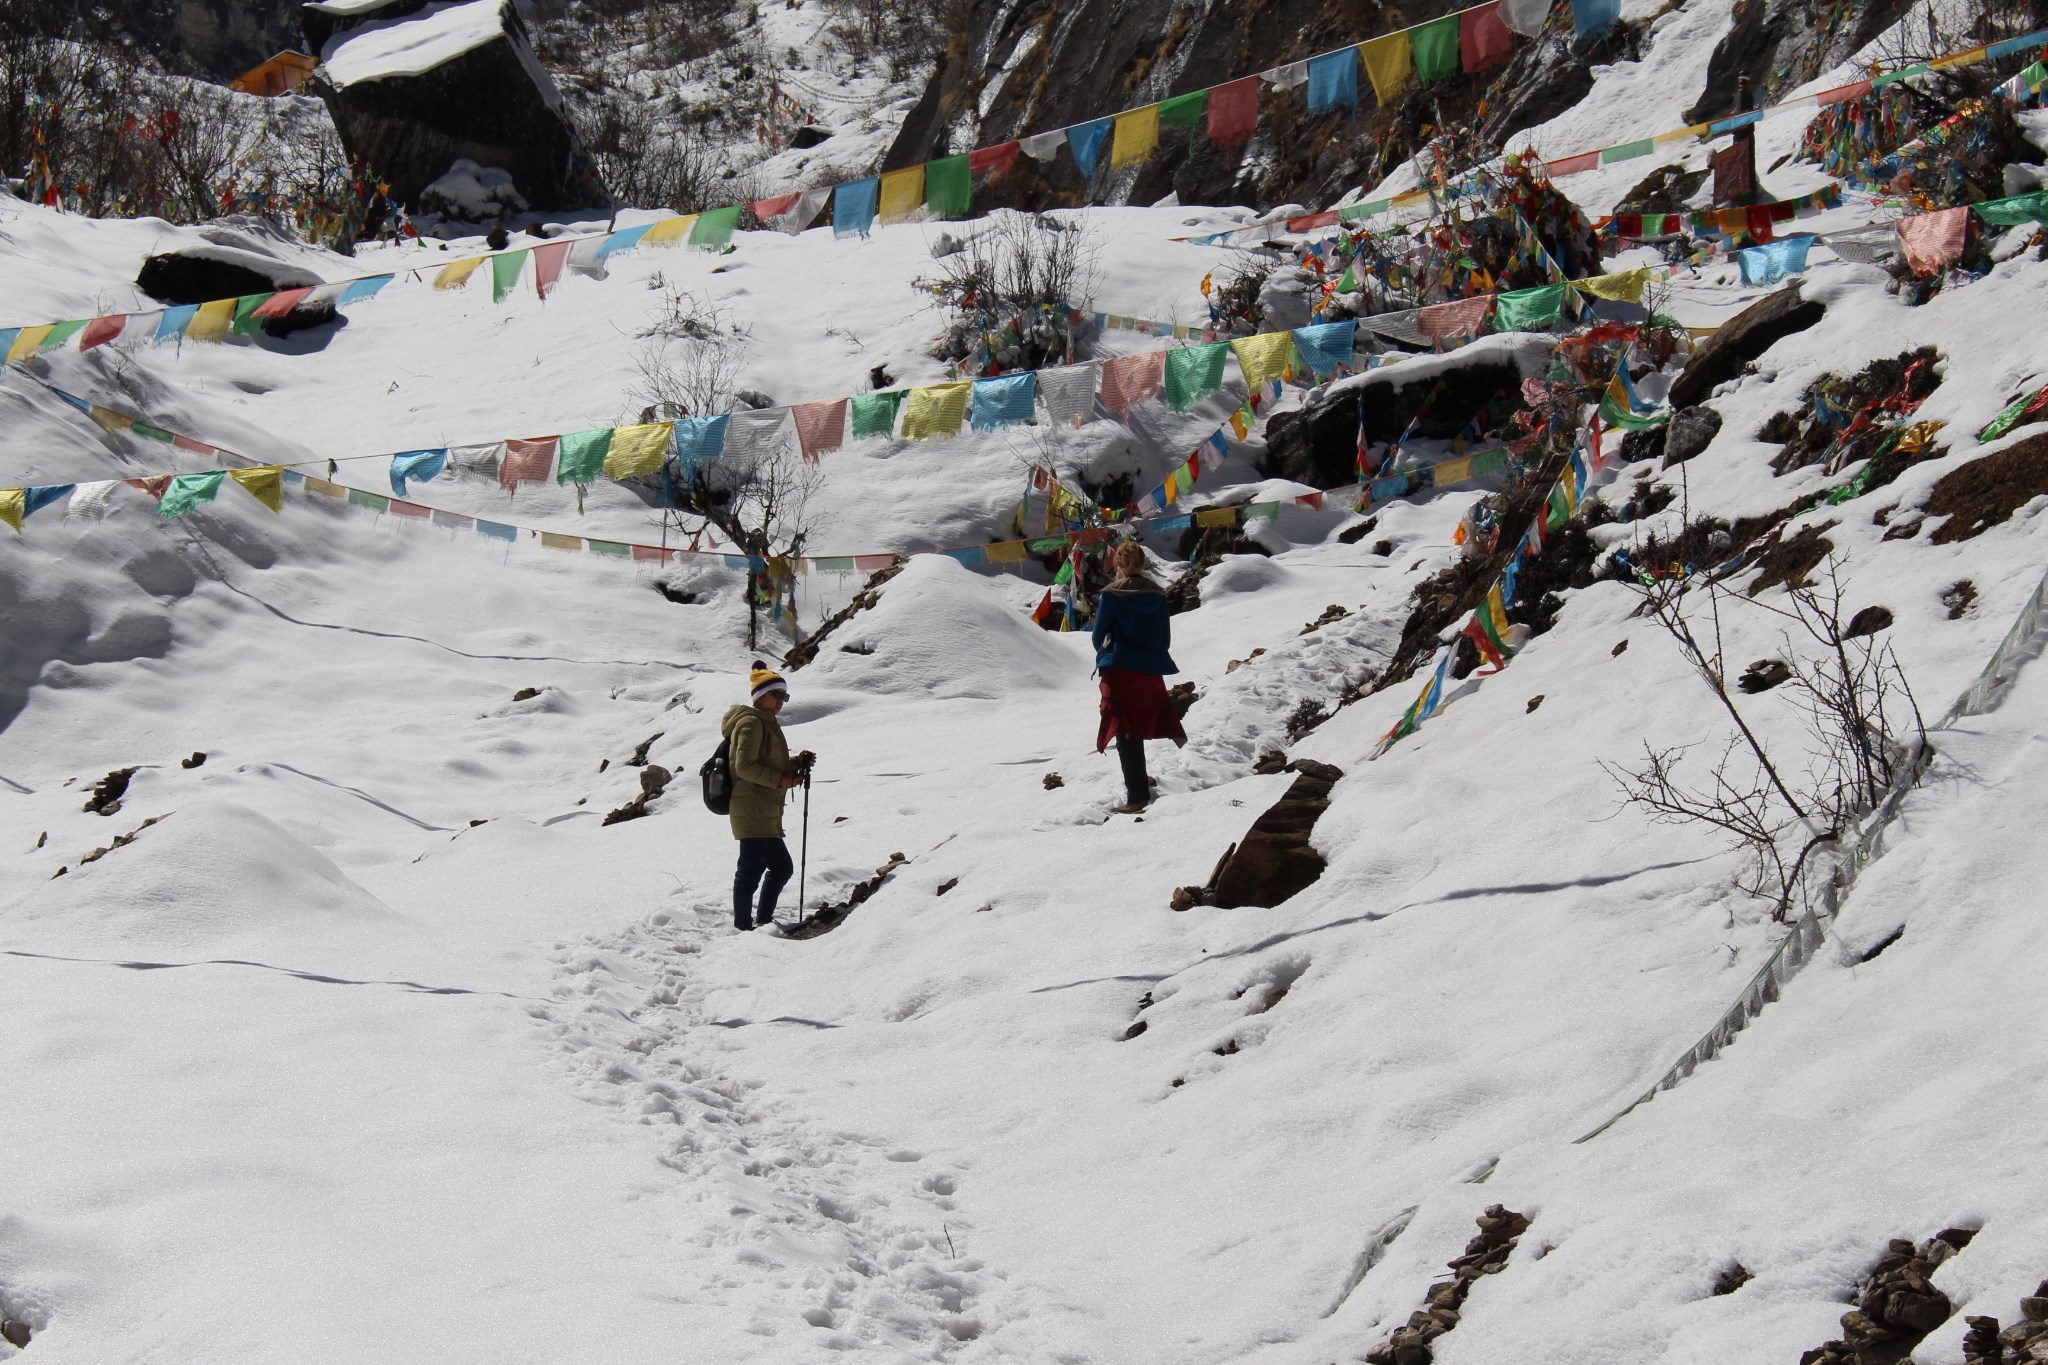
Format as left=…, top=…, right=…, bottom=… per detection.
left=1545, top=151, right=1600, bottom=177
left=854, top=553, right=898, bottom=572
left=631, top=545, right=674, bottom=562
left=128, top=475, right=173, bottom=499
left=752, top=192, right=800, bottom=219
left=78, top=315, right=125, bottom=350
left=172, top=434, right=216, bottom=455
left=791, top=398, right=849, bottom=463
left=500, top=436, right=558, bottom=493
left=1207, top=77, right=1259, bottom=149
left=1418, top=294, right=1493, bottom=347
left=1898, top=206, right=1969, bottom=277
left=1461, top=3, right=1514, bottom=72
left=1099, top=350, right=1165, bottom=416
left=390, top=499, right=432, bottom=519
left=1287, top=210, right=1338, bottom=230
left=1817, top=79, right=1872, bottom=106
left=252, top=287, right=315, bottom=318
left=532, top=240, right=572, bottom=300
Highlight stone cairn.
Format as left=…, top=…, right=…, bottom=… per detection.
left=1364, top=1205, right=1531, bottom=1365
left=1800, top=1231, right=1973, bottom=1364
left=1961, top=1278, right=2048, bottom=1363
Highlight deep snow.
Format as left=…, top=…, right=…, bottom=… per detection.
left=6, top=3, right=2048, bottom=1361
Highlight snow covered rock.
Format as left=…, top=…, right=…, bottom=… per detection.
left=303, top=0, right=602, bottom=216
left=418, top=157, right=528, bottom=220
left=136, top=224, right=326, bottom=305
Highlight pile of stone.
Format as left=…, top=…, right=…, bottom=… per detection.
left=1364, top=1205, right=1531, bottom=1365
left=1961, top=1278, right=2048, bottom=1363
left=1800, top=1231, right=1972, bottom=1364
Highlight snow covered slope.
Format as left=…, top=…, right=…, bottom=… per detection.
left=6, top=6, right=2048, bottom=1361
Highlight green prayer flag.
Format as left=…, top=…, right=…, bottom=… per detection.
left=1600, top=139, right=1655, bottom=164
left=44, top=319, right=86, bottom=348
left=850, top=389, right=906, bottom=439
left=1597, top=388, right=1668, bottom=431
left=688, top=205, right=742, bottom=248
left=1243, top=501, right=1279, bottom=520
left=492, top=249, right=529, bottom=302
left=556, top=427, right=611, bottom=484
left=156, top=470, right=227, bottom=519
left=1164, top=342, right=1230, bottom=411
left=1339, top=199, right=1390, bottom=222
left=1027, top=536, right=1071, bottom=553
left=1411, top=15, right=1461, bottom=83
left=348, top=488, right=389, bottom=512
left=1973, top=190, right=2048, bottom=225
left=1158, top=89, right=1209, bottom=127
left=130, top=422, right=174, bottom=443
left=1979, top=392, right=2033, bottom=441
left=1054, top=559, right=1073, bottom=586
left=925, top=155, right=971, bottom=218
left=233, top=294, right=269, bottom=335
left=1492, top=283, right=1568, bottom=331
left=813, top=556, right=856, bottom=574
left=1873, top=63, right=1930, bottom=87
left=586, top=539, right=631, bottom=556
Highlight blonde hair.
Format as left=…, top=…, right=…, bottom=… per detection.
left=1113, top=541, right=1146, bottom=574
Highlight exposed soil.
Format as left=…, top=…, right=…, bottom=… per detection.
left=784, top=562, right=906, bottom=668
left=1924, top=432, right=2048, bottom=544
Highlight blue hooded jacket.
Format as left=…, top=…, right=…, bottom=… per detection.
left=1092, top=576, right=1178, bottom=675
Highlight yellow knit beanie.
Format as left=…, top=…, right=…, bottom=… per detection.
left=749, top=660, right=787, bottom=701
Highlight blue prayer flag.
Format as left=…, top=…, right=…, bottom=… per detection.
left=595, top=224, right=652, bottom=258
left=22, top=485, right=75, bottom=519
left=156, top=305, right=198, bottom=342
left=475, top=519, right=518, bottom=542
left=1572, top=0, right=1620, bottom=34
left=834, top=178, right=880, bottom=237
left=389, top=448, right=449, bottom=496
left=337, top=275, right=393, bottom=306
left=971, top=373, right=1037, bottom=430
left=1291, top=320, right=1357, bottom=378
left=942, top=546, right=987, bottom=565
left=1066, top=119, right=1113, bottom=178
left=1307, top=50, right=1360, bottom=113
left=673, top=415, right=729, bottom=471
left=1738, top=235, right=1814, bottom=286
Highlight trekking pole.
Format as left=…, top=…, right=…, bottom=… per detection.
left=798, top=764, right=812, bottom=927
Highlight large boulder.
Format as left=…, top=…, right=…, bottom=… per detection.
left=302, top=0, right=603, bottom=219
left=136, top=222, right=325, bottom=304
left=1260, top=333, right=1552, bottom=489
left=1667, top=282, right=1825, bottom=410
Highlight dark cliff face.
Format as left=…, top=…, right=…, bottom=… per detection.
left=881, top=0, right=1609, bottom=214
left=95, top=0, right=303, bottom=82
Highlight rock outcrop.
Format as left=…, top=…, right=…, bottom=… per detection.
left=302, top=0, right=603, bottom=218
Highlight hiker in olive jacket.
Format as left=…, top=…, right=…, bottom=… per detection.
left=720, top=661, right=814, bottom=931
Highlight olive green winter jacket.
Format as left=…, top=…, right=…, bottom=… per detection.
left=721, top=703, right=794, bottom=839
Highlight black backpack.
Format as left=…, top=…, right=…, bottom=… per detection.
left=699, top=737, right=734, bottom=814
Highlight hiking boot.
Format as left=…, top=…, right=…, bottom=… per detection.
left=1110, top=802, right=1149, bottom=815
left=734, top=919, right=755, bottom=931
left=756, top=914, right=776, bottom=929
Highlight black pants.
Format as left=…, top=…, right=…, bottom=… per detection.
left=1116, top=733, right=1151, bottom=807
left=734, top=837, right=794, bottom=928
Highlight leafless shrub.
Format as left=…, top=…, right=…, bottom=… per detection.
left=1605, top=555, right=1924, bottom=922
left=916, top=212, right=1097, bottom=365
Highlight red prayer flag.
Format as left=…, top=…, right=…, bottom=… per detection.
left=532, top=240, right=572, bottom=300
left=127, top=476, right=173, bottom=499
left=1461, top=3, right=1514, bottom=72
left=1287, top=210, right=1339, bottom=230
left=631, top=545, right=674, bottom=562
left=252, top=287, right=314, bottom=318
left=1616, top=214, right=1642, bottom=237
left=1296, top=492, right=1325, bottom=508
left=499, top=436, right=557, bottom=493
left=969, top=142, right=1020, bottom=176
left=1816, top=79, right=1872, bottom=106
left=1745, top=204, right=1774, bottom=243
left=1545, top=151, right=1599, bottom=177
left=390, top=499, right=432, bottom=519
left=78, top=315, right=125, bottom=350
left=751, top=192, right=800, bottom=219
left=171, top=434, right=215, bottom=455
left=1207, top=77, right=1259, bottom=149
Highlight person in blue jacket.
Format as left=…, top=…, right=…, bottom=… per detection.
left=1092, top=540, right=1187, bottom=813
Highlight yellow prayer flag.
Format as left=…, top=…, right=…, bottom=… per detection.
left=229, top=466, right=284, bottom=512
left=304, top=476, right=346, bottom=497
left=879, top=166, right=926, bottom=222
left=899, top=382, right=972, bottom=441
left=1435, top=456, right=1474, bottom=485
left=642, top=215, right=698, bottom=246
left=434, top=256, right=487, bottom=290
left=1111, top=105, right=1161, bottom=168
left=7, top=325, right=53, bottom=362
left=185, top=297, right=236, bottom=342
left=1230, top=331, right=1294, bottom=389
left=539, top=531, right=582, bottom=551
left=985, top=540, right=1029, bottom=563
left=1574, top=267, right=1652, bottom=303
left=602, top=422, right=673, bottom=480
left=1360, top=34, right=1412, bottom=104
left=0, top=488, right=23, bottom=532
left=1195, top=507, right=1236, bottom=528
left=88, top=406, right=133, bottom=435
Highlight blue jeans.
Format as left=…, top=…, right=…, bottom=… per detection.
left=734, top=837, right=794, bottom=928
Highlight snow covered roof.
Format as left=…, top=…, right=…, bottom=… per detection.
left=319, top=0, right=510, bottom=88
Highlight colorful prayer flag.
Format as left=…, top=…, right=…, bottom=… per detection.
left=791, top=400, right=850, bottom=460
left=434, top=256, right=486, bottom=290
left=500, top=436, right=557, bottom=492
left=925, top=154, right=972, bottom=217
left=1066, top=118, right=1113, bottom=177
left=1290, top=320, right=1356, bottom=378
left=1164, top=342, right=1230, bottom=410
left=230, top=466, right=284, bottom=512
left=1461, top=3, right=1514, bottom=71
left=1159, top=89, right=1208, bottom=128
left=878, top=166, right=925, bottom=223
left=835, top=177, right=880, bottom=237
left=971, top=373, right=1037, bottom=430
left=1207, top=76, right=1259, bottom=147
left=1230, top=330, right=1294, bottom=388
left=849, top=390, right=906, bottom=439
left=532, top=240, right=571, bottom=298
left=1361, top=33, right=1412, bottom=104
left=604, top=422, right=674, bottom=479
left=688, top=205, right=742, bottom=248
left=1111, top=105, right=1161, bottom=166
left=157, top=470, right=227, bottom=519
left=389, top=448, right=449, bottom=496
left=491, top=249, right=529, bottom=302
left=900, top=382, right=972, bottom=441
left=1100, top=350, right=1166, bottom=415
left=674, top=415, right=730, bottom=469
left=1307, top=49, right=1359, bottom=112
left=643, top=214, right=698, bottom=246
left=1411, top=15, right=1462, bottom=83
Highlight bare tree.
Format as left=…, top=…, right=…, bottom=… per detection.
left=916, top=211, right=1098, bottom=368
left=1605, top=555, right=1924, bottom=922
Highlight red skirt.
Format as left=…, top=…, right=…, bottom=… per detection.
left=1096, top=667, right=1188, bottom=752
